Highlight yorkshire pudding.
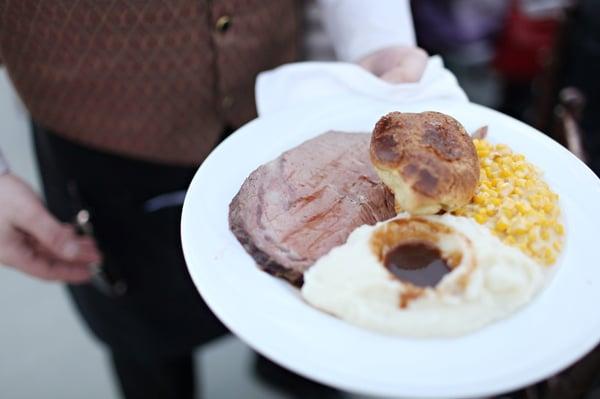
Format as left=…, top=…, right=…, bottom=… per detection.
left=370, top=111, right=479, bottom=214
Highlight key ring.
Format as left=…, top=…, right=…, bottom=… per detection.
left=73, top=208, right=127, bottom=297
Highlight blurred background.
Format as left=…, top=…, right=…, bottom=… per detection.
left=1, top=0, right=599, bottom=398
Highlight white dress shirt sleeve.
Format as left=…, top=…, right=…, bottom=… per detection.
left=317, top=0, right=416, bottom=62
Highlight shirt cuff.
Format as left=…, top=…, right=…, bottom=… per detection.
left=318, top=0, right=416, bottom=62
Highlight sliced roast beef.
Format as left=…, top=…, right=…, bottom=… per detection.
left=229, top=131, right=396, bottom=286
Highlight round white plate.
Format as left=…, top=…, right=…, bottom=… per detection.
left=181, top=98, right=600, bottom=398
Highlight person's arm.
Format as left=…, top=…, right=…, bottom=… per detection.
left=318, top=0, right=428, bottom=83
left=0, top=149, right=100, bottom=282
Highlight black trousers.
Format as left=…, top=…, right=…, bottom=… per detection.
left=33, top=125, right=341, bottom=399
left=33, top=125, right=229, bottom=398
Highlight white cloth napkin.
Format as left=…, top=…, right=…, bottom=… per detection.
left=256, top=55, right=468, bottom=117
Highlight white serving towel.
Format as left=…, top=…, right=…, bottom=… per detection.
left=256, top=55, right=468, bottom=117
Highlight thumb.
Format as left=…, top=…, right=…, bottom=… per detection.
left=5, top=176, right=96, bottom=262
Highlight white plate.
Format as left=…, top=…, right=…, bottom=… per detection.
left=181, top=98, right=600, bottom=398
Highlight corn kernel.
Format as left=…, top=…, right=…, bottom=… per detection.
left=555, top=223, right=565, bottom=235
left=496, top=218, right=509, bottom=232
left=528, top=229, right=538, bottom=241
left=540, top=229, right=550, bottom=241
left=515, top=202, right=527, bottom=214
left=543, top=202, right=554, bottom=213
left=474, top=213, right=488, bottom=224
left=500, top=208, right=513, bottom=218
left=553, top=241, right=562, bottom=251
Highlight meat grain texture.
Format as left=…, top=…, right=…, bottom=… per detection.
left=229, top=131, right=396, bottom=286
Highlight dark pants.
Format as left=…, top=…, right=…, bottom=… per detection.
left=33, top=125, right=340, bottom=399
left=33, top=125, right=228, bottom=398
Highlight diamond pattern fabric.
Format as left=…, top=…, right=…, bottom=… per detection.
left=0, top=0, right=301, bottom=164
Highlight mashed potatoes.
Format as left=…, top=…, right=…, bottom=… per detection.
left=301, top=214, right=546, bottom=337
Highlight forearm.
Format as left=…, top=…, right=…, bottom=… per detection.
left=317, top=0, right=416, bottom=62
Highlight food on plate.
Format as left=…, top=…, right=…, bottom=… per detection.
left=229, top=131, right=395, bottom=286
left=471, top=125, right=488, bottom=140
left=229, top=109, right=564, bottom=304
left=227, top=109, right=565, bottom=337
left=453, top=139, right=564, bottom=265
left=370, top=111, right=479, bottom=215
left=301, top=214, right=544, bottom=337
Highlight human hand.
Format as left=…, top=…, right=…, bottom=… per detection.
left=358, top=46, right=429, bottom=84
left=0, top=173, right=101, bottom=283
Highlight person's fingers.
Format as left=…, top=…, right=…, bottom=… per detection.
left=380, top=50, right=428, bottom=83
left=380, top=66, right=420, bottom=84
left=17, top=199, right=77, bottom=257
left=29, top=234, right=100, bottom=265
left=359, top=46, right=428, bottom=83
left=4, top=236, right=92, bottom=283
left=27, top=260, right=92, bottom=284
left=69, top=236, right=103, bottom=263
left=0, top=174, right=99, bottom=282
left=14, top=194, right=101, bottom=263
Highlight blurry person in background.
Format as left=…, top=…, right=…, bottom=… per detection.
left=411, top=0, right=510, bottom=107
left=0, top=1, right=427, bottom=398
left=532, top=0, right=600, bottom=176
left=410, top=0, right=572, bottom=119
left=492, top=0, right=570, bottom=122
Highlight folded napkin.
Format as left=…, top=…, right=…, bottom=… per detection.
left=256, top=55, right=468, bottom=117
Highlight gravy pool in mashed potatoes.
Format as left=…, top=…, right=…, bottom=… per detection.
left=301, top=214, right=546, bottom=337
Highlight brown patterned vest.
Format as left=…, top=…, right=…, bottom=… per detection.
left=0, top=0, right=302, bottom=165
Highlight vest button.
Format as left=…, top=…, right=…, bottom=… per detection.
left=215, top=16, right=231, bottom=33
left=222, top=95, right=234, bottom=108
